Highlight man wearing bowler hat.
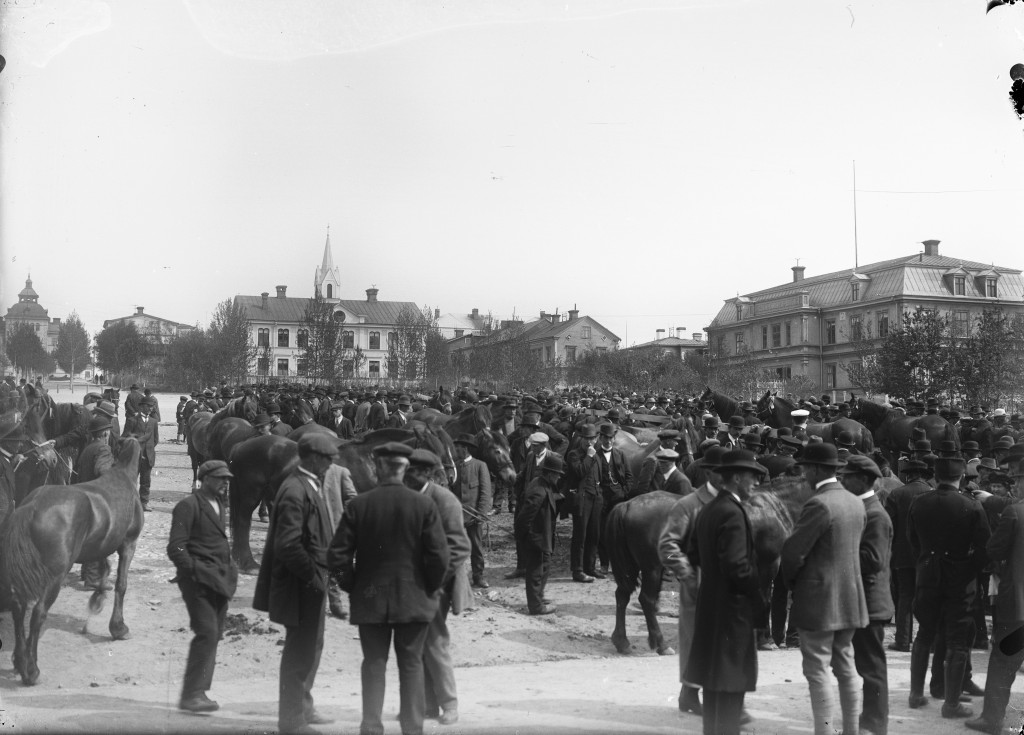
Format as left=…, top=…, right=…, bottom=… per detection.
left=168, top=460, right=238, bottom=714
left=905, top=453, right=990, bottom=718
left=718, top=416, right=746, bottom=451
left=684, top=449, right=766, bottom=733
left=567, top=423, right=603, bottom=582
left=122, top=396, right=159, bottom=511
left=254, top=433, right=340, bottom=735
left=594, top=422, right=632, bottom=577
left=782, top=442, right=869, bottom=735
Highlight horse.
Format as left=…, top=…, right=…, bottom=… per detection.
left=850, top=398, right=960, bottom=466
left=278, top=394, right=315, bottom=429
left=409, top=405, right=517, bottom=485
left=208, top=393, right=259, bottom=431
left=605, top=472, right=813, bottom=656
left=429, top=386, right=454, bottom=414
left=0, top=438, right=143, bottom=685
left=185, top=411, right=215, bottom=485
left=699, top=387, right=741, bottom=422
left=755, top=392, right=875, bottom=454
left=0, top=401, right=66, bottom=505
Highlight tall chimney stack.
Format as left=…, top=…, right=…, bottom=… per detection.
left=568, top=308, right=579, bottom=321
left=365, top=287, right=378, bottom=303
left=275, top=285, right=287, bottom=298
left=471, top=308, right=479, bottom=318
left=136, top=306, right=145, bottom=315
left=922, top=239, right=940, bottom=257
left=656, top=329, right=666, bottom=340
left=676, top=327, right=685, bottom=339
left=692, top=332, right=703, bottom=342
left=261, top=292, right=269, bottom=309
left=792, top=266, right=805, bottom=283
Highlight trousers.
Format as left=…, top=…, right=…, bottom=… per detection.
left=976, top=620, right=1024, bottom=728
left=893, top=567, right=916, bottom=647
left=358, top=622, right=430, bottom=735
left=423, top=590, right=457, bottom=712
left=466, top=522, right=485, bottom=581
left=178, top=576, right=228, bottom=699
left=279, top=587, right=326, bottom=731
left=702, top=690, right=745, bottom=735
left=851, top=621, right=889, bottom=734
left=522, top=546, right=551, bottom=613
left=570, top=492, right=602, bottom=574
left=137, top=456, right=153, bottom=504
left=798, top=628, right=861, bottom=735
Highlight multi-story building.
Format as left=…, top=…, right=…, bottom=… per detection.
left=4, top=276, right=61, bottom=352
left=624, top=328, right=708, bottom=361
left=103, top=306, right=196, bottom=346
left=233, top=234, right=420, bottom=381
left=705, top=240, right=1024, bottom=398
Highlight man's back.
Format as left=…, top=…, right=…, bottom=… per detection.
left=908, top=486, right=989, bottom=565
left=883, top=479, right=931, bottom=569
left=988, top=501, right=1024, bottom=624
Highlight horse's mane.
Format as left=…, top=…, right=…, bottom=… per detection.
left=703, top=389, right=740, bottom=420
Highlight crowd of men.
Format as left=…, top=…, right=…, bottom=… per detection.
left=10, top=378, right=1024, bottom=735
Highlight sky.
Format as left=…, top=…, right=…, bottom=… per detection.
left=3, top=0, right=1024, bottom=348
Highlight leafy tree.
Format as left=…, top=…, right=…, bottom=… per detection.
left=959, top=308, right=1024, bottom=407
left=94, top=321, right=148, bottom=384
left=53, top=312, right=91, bottom=385
left=164, top=329, right=219, bottom=389
left=300, top=289, right=346, bottom=383
left=209, top=299, right=258, bottom=383
left=5, top=323, right=51, bottom=377
left=423, top=327, right=452, bottom=386
left=388, top=305, right=434, bottom=382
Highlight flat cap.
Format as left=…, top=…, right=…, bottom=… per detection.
left=529, top=432, right=550, bottom=444
left=373, top=441, right=412, bottom=458
left=198, top=459, right=234, bottom=480
left=837, top=454, right=882, bottom=478
left=655, top=448, right=680, bottom=460
left=408, top=448, right=442, bottom=469
left=298, top=433, right=340, bottom=457
left=453, top=433, right=478, bottom=448
left=656, top=429, right=681, bottom=440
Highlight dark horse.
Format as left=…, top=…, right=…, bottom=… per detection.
left=605, top=473, right=813, bottom=656
left=0, top=400, right=65, bottom=505
left=755, top=392, right=875, bottom=454
left=0, top=438, right=143, bottom=685
left=698, top=387, right=740, bottom=421
left=410, top=405, right=517, bottom=485
left=850, top=398, right=960, bottom=465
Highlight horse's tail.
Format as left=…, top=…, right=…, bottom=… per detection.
left=0, top=508, right=53, bottom=604
left=604, top=502, right=640, bottom=594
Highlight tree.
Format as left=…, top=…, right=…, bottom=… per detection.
left=388, top=305, right=434, bottom=382
left=5, top=323, right=51, bottom=377
left=959, top=308, right=1024, bottom=408
left=164, top=329, right=220, bottom=389
left=299, top=289, right=345, bottom=383
left=209, top=299, right=258, bottom=383
left=53, top=312, right=91, bottom=388
left=94, top=321, right=148, bottom=384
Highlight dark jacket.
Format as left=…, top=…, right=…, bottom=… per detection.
left=328, top=482, right=449, bottom=624
left=75, top=438, right=114, bottom=485
left=908, top=484, right=991, bottom=590
left=367, top=402, right=388, bottom=431
left=121, top=414, right=159, bottom=465
left=167, top=493, right=238, bottom=599
left=253, top=468, right=333, bottom=626
left=684, top=491, right=762, bottom=692
left=515, top=475, right=558, bottom=553
left=595, top=446, right=632, bottom=500
left=987, top=500, right=1024, bottom=625
left=883, top=479, right=932, bottom=569
left=860, top=492, right=895, bottom=621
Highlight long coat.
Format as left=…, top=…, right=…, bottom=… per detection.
left=121, top=414, right=158, bottom=465
left=421, top=481, right=474, bottom=615
left=781, top=480, right=869, bottom=632
left=860, top=492, right=895, bottom=622
left=684, top=491, right=761, bottom=692
left=883, top=479, right=932, bottom=569
left=455, top=457, right=492, bottom=527
left=252, top=468, right=333, bottom=627
left=327, top=481, right=449, bottom=625
left=167, top=493, right=238, bottom=599
left=988, top=501, right=1024, bottom=624
left=515, top=476, right=558, bottom=553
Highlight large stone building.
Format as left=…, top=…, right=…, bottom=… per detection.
left=233, top=234, right=420, bottom=381
left=4, top=276, right=61, bottom=352
left=705, top=240, right=1024, bottom=398
left=623, top=328, right=708, bottom=362
left=103, top=306, right=196, bottom=346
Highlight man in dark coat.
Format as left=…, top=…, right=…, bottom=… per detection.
left=323, top=401, right=353, bottom=440
left=266, top=403, right=291, bottom=437
left=515, top=453, right=564, bottom=615
left=253, top=433, right=338, bottom=735
left=328, top=442, right=449, bottom=735
left=121, top=396, right=159, bottom=511
left=838, top=455, right=894, bottom=735
left=167, top=460, right=238, bottom=713
left=684, top=449, right=766, bottom=734
left=906, top=455, right=990, bottom=717
left=366, top=392, right=388, bottom=431
left=76, top=415, right=116, bottom=590
left=567, top=424, right=603, bottom=583
left=595, top=423, right=633, bottom=576
left=123, top=383, right=144, bottom=419
left=452, top=434, right=492, bottom=588
left=882, top=459, right=933, bottom=651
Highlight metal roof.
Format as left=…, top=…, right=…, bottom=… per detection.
left=235, top=295, right=421, bottom=325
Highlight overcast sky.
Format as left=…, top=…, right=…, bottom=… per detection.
left=2, top=0, right=1024, bottom=347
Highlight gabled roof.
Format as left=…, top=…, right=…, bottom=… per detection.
left=708, top=250, right=1024, bottom=328
left=235, top=294, right=420, bottom=325
left=631, top=336, right=706, bottom=349
left=103, top=311, right=193, bottom=329
left=437, top=312, right=488, bottom=332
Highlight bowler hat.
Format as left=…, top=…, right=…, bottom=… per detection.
left=598, top=423, right=617, bottom=438
left=716, top=449, right=768, bottom=476
left=266, top=402, right=282, bottom=414
left=912, top=439, right=932, bottom=453
left=299, top=433, right=340, bottom=458
left=702, top=445, right=726, bottom=468
left=836, top=431, right=856, bottom=448
left=703, top=416, right=719, bottom=428
left=778, top=435, right=803, bottom=450
left=938, top=440, right=960, bottom=457
left=540, top=454, right=565, bottom=475
left=93, top=401, right=117, bottom=419
left=409, top=448, right=442, bottom=469
left=742, top=433, right=762, bottom=448
left=606, top=408, right=621, bottom=420
left=252, top=413, right=272, bottom=427
left=901, top=459, right=931, bottom=475
left=979, top=457, right=998, bottom=470
left=453, top=433, right=478, bottom=448
left=837, top=455, right=881, bottom=479
left=962, top=441, right=980, bottom=453
left=796, top=442, right=846, bottom=468
left=728, top=415, right=745, bottom=429
left=198, top=459, right=234, bottom=481
left=88, top=415, right=112, bottom=434
left=372, top=441, right=412, bottom=459
left=578, top=424, right=598, bottom=439
left=398, top=395, right=412, bottom=407
left=995, top=436, right=1015, bottom=450
left=934, top=456, right=966, bottom=477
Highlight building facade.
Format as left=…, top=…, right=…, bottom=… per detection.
left=624, top=328, right=708, bottom=361
left=705, top=240, right=1024, bottom=398
left=4, top=276, right=61, bottom=352
left=233, top=234, right=421, bottom=381
left=103, top=306, right=196, bottom=345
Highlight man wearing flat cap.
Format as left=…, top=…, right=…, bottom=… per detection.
left=168, top=460, right=238, bottom=714
left=515, top=453, right=565, bottom=615
left=452, top=434, right=492, bottom=588
left=634, top=430, right=690, bottom=497
left=782, top=443, right=869, bottom=735
left=328, top=442, right=449, bottom=735
left=320, top=401, right=353, bottom=440
left=905, top=454, right=990, bottom=718
left=387, top=395, right=414, bottom=429
left=254, top=433, right=339, bottom=735
left=837, top=455, right=893, bottom=735
left=122, top=396, right=159, bottom=511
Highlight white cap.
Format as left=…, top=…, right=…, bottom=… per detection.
left=791, top=409, right=810, bottom=418
left=529, top=432, right=550, bottom=444
left=993, top=408, right=1006, bottom=417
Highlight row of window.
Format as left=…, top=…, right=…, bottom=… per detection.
left=256, top=328, right=392, bottom=350
left=255, top=357, right=416, bottom=379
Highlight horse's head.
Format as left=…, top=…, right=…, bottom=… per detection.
left=476, top=429, right=517, bottom=485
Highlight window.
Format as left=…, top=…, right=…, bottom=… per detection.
left=877, top=311, right=889, bottom=338
left=761, top=326, right=769, bottom=349
left=825, top=363, right=837, bottom=389
left=774, top=366, right=792, bottom=381
left=342, top=360, right=354, bottom=377
left=595, top=346, right=607, bottom=353
left=277, top=358, right=289, bottom=376
left=297, top=329, right=308, bottom=348
left=986, top=278, right=998, bottom=298
left=851, top=282, right=860, bottom=302
left=565, top=345, right=576, bottom=363
left=388, top=332, right=396, bottom=349
left=257, top=328, right=269, bottom=348
left=771, top=323, right=781, bottom=348
left=716, top=335, right=726, bottom=355
left=581, top=326, right=592, bottom=339
left=825, top=319, right=836, bottom=345
left=296, top=358, right=307, bottom=376
left=369, top=331, right=380, bottom=350
left=257, top=356, right=269, bottom=375
left=736, top=304, right=743, bottom=320
left=785, top=322, right=792, bottom=346
left=953, top=310, right=969, bottom=337
left=954, top=276, right=965, bottom=296
left=277, top=329, right=289, bottom=347
left=326, top=284, right=333, bottom=298
left=454, top=329, right=464, bottom=338
left=734, top=332, right=744, bottom=349
left=368, top=360, right=380, bottom=378
left=544, top=346, right=552, bottom=363
left=342, top=330, right=354, bottom=348
left=333, top=310, right=346, bottom=323
left=849, top=315, right=863, bottom=341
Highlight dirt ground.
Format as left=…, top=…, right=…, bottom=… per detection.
left=0, top=389, right=1022, bottom=734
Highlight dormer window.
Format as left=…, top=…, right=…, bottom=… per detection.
left=954, top=276, right=965, bottom=296
left=736, top=304, right=743, bottom=320
left=851, top=282, right=860, bottom=302
left=986, top=278, right=997, bottom=298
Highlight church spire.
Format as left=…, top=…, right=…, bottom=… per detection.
left=314, top=226, right=341, bottom=301
left=321, top=225, right=334, bottom=272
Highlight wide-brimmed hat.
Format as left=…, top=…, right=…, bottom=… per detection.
left=453, top=433, right=478, bottom=449
left=540, top=454, right=565, bottom=475
left=795, top=442, right=847, bottom=469
left=716, top=449, right=767, bottom=476
left=962, top=441, right=980, bottom=453
left=837, top=455, right=881, bottom=478
left=252, top=413, right=273, bottom=427
left=578, top=424, right=598, bottom=439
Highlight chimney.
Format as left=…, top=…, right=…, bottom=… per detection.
left=434, top=308, right=440, bottom=319
left=365, top=287, right=378, bottom=303
left=692, top=332, right=703, bottom=342
left=922, top=239, right=940, bottom=257
left=261, top=292, right=269, bottom=309
left=540, top=310, right=548, bottom=321
left=568, top=308, right=579, bottom=321
left=52, top=317, right=61, bottom=326
left=792, top=266, right=805, bottom=282
left=275, top=285, right=287, bottom=298
left=656, top=329, right=666, bottom=340
left=471, top=308, right=479, bottom=318
left=676, top=327, right=685, bottom=339
left=136, top=306, right=145, bottom=315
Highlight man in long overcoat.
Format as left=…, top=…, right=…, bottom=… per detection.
left=684, top=449, right=766, bottom=735
left=515, top=453, right=564, bottom=615
left=121, top=396, right=159, bottom=511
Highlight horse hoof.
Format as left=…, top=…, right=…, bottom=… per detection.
left=23, top=667, right=39, bottom=686
left=612, top=641, right=632, bottom=655
left=110, top=626, right=131, bottom=641
left=658, top=646, right=676, bottom=656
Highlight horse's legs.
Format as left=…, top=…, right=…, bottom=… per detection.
left=109, top=539, right=138, bottom=640
left=11, top=598, right=28, bottom=680
left=638, top=570, right=672, bottom=655
left=611, top=582, right=632, bottom=654
left=24, top=577, right=62, bottom=686
left=231, top=483, right=262, bottom=574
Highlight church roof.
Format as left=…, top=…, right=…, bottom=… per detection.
left=235, top=294, right=420, bottom=325
left=5, top=301, right=48, bottom=320
left=18, top=277, right=39, bottom=300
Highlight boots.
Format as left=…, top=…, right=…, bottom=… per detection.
left=678, top=685, right=702, bottom=715
left=908, top=637, right=931, bottom=708
left=941, top=650, right=973, bottom=718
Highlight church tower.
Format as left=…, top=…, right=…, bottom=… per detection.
left=313, top=227, right=341, bottom=301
